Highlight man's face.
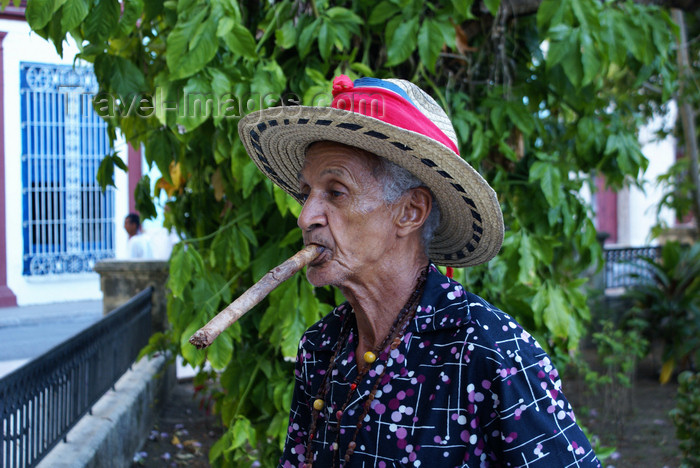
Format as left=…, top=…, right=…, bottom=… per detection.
left=124, top=218, right=138, bottom=237
left=298, top=142, right=399, bottom=288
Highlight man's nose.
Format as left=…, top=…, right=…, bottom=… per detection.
left=297, top=192, right=327, bottom=232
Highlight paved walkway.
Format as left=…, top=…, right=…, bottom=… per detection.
left=0, top=299, right=102, bottom=378
left=0, top=299, right=102, bottom=327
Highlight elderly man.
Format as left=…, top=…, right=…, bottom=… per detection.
left=239, top=76, right=599, bottom=467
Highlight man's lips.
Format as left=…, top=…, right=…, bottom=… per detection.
left=307, top=243, right=330, bottom=267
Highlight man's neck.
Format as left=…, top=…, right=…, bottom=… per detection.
left=340, top=250, right=428, bottom=362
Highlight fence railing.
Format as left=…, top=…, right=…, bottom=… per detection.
left=604, top=246, right=661, bottom=290
left=0, top=287, right=153, bottom=468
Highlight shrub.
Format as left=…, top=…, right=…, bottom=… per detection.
left=582, top=319, right=648, bottom=438
left=670, top=371, right=700, bottom=467
left=623, top=241, right=700, bottom=382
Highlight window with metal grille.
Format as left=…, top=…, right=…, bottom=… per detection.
left=20, top=63, right=115, bottom=276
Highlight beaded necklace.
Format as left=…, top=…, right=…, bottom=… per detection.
left=302, top=267, right=428, bottom=468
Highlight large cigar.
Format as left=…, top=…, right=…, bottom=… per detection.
left=189, top=244, right=324, bottom=349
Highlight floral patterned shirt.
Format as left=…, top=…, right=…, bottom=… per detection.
left=280, top=265, right=600, bottom=467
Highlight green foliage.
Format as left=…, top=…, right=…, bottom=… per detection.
left=623, top=241, right=700, bottom=381
left=654, top=9, right=700, bottom=227
left=670, top=371, right=700, bottom=468
left=656, top=157, right=699, bottom=223
left=96, top=151, right=128, bottom=190
left=583, top=319, right=648, bottom=438
left=19, top=0, right=680, bottom=463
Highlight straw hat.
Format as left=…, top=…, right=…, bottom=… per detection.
left=237, top=76, right=504, bottom=267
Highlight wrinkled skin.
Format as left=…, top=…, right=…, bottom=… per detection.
left=297, top=141, right=432, bottom=359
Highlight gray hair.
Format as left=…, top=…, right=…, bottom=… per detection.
left=375, top=158, right=441, bottom=252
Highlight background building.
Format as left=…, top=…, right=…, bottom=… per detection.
left=0, top=9, right=145, bottom=306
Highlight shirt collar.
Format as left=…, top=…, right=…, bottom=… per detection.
left=407, top=264, right=472, bottom=334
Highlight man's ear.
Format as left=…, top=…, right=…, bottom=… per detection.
left=396, top=187, right=432, bottom=238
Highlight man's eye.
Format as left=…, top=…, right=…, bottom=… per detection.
left=330, top=190, right=344, bottom=198
left=299, top=193, right=309, bottom=202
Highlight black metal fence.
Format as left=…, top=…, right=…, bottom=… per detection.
left=604, top=246, right=661, bottom=289
left=0, top=287, right=153, bottom=468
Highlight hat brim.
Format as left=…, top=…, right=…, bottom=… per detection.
left=238, top=106, right=504, bottom=267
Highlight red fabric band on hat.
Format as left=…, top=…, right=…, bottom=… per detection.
left=331, top=84, right=460, bottom=155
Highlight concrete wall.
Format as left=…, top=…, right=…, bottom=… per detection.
left=94, top=259, right=170, bottom=332
left=0, top=19, right=131, bottom=305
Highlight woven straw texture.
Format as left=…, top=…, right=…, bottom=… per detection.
left=238, top=103, right=504, bottom=267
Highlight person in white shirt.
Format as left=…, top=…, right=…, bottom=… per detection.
left=124, top=213, right=153, bottom=259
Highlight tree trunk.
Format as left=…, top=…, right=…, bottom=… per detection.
left=672, top=9, right=700, bottom=228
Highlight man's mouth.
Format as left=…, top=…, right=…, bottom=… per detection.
left=307, top=243, right=330, bottom=267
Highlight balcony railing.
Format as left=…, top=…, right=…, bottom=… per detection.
left=0, top=287, right=153, bottom=468
left=603, top=246, right=661, bottom=290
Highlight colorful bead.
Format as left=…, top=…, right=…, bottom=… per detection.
left=313, top=399, right=325, bottom=411
left=350, top=383, right=357, bottom=391
left=363, top=351, right=377, bottom=363
left=336, top=410, right=343, bottom=420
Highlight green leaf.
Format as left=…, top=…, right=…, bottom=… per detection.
left=207, top=332, right=233, bottom=370
left=224, top=22, right=257, bottom=60
left=191, top=277, right=217, bottom=317
left=108, top=55, right=147, bottom=100
left=60, top=0, right=89, bottom=32
left=168, top=245, right=193, bottom=298
left=167, top=9, right=218, bottom=80
left=180, top=320, right=207, bottom=368
left=238, top=223, right=258, bottom=247
left=83, top=0, right=119, bottom=44
left=483, top=0, right=500, bottom=16
left=543, top=285, right=569, bottom=339
left=518, top=232, right=536, bottom=285
left=546, top=32, right=574, bottom=68
left=275, top=19, right=297, bottom=49
left=489, top=101, right=506, bottom=136
left=318, top=20, right=335, bottom=61
left=298, top=18, right=320, bottom=59
left=146, top=131, right=174, bottom=180
left=176, top=74, right=213, bottom=132
left=231, top=227, right=251, bottom=269
left=531, top=285, right=546, bottom=329
left=209, top=429, right=232, bottom=464
left=279, top=229, right=302, bottom=248
left=251, top=60, right=286, bottom=103
left=216, top=16, right=234, bottom=37
left=231, top=416, right=252, bottom=449
left=26, top=0, right=65, bottom=30
left=418, top=19, right=444, bottom=72
left=118, top=0, right=144, bottom=36
left=95, top=158, right=114, bottom=191
left=273, top=185, right=293, bottom=216
left=326, top=7, right=363, bottom=27
left=134, top=175, right=157, bottom=219
left=368, top=1, right=398, bottom=25
left=618, top=16, right=648, bottom=64
left=529, top=161, right=562, bottom=207
left=242, top=161, right=263, bottom=198
left=450, top=0, right=476, bottom=21
left=386, top=16, right=419, bottom=67
left=505, top=102, right=535, bottom=136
